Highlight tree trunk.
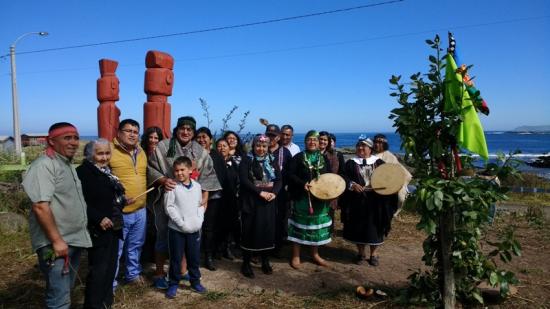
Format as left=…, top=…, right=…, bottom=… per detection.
left=440, top=207, right=456, bottom=308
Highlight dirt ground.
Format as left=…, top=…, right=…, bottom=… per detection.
left=1, top=210, right=549, bottom=308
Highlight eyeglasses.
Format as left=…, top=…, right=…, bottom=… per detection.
left=121, top=129, right=139, bottom=135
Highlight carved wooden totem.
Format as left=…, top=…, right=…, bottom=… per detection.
left=97, top=59, right=121, bottom=141
left=143, top=50, right=174, bottom=138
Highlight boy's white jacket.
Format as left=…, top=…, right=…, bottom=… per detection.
left=164, top=180, right=204, bottom=233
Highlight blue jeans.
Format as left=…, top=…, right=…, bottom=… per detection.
left=114, top=207, right=146, bottom=286
left=168, top=228, right=201, bottom=286
left=37, top=245, right=82, bottom=309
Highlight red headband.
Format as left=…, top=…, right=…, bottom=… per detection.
left=45, top=126, right=79, bottom=158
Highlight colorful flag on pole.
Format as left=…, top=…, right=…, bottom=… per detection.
left=444, top=34, right=489, bottom=160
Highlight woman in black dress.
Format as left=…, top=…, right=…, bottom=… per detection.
left=216, top=138, right=241, bottom=259
left=340, top=137, right=397, bottom=266
left=196, top=127, right=227, bottom=270
left=239, top=134, right=282, bottom=278
left=76, top=139, right=125, bottom=309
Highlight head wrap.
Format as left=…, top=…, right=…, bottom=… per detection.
left=373, top=133, right=389, bottom=151
left=176, top=116, right=196, bottom=130
left=249, top=134, right=276, bottom=181
left=167, top=116, right=197, bottom=157
left=45, top=124, right=78, bottom=158
left=304, top=130, right=319, bottom=141
left=356, top=135, right=373, bottom=148
left=253, top=134, right=270, bottom=146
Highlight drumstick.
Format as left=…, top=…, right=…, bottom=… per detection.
left=307, top=191, right=314, bottom=215
left=363, top=186, right=386, bottom=191
left=132, top=187, right=155, bottom=200
left=259, top=118, right=269, bottom=126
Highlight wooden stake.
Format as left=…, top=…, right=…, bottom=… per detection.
left=440, top=206, right=456, bottom=308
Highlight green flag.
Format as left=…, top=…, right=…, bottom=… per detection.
left=444, top=53, right=489, bottom=160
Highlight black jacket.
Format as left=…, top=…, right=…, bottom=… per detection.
left=76, top=160, right=123, bottom=245
left=287, top=151, right=331, bottom=201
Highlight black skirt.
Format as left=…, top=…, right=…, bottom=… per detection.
left=240, top=192, right=276, bottom=251
left=342, top=191, right=397, bottom=245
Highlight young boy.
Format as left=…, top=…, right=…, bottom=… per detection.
left=164, top=156, right=207, bottom=298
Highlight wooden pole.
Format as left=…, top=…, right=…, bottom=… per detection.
left=440, top=206, right=456, bottom=308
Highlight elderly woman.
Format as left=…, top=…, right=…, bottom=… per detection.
left=287, top=130, right=332, bottom=269
left=76, top=139, right=125, bottom=309
left=340, top=137, right=398, bottom=266
left=239, top=134, right=282, bottom=278
left=372, top=133, right=412, bottom=210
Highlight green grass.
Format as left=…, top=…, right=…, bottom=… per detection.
left=204, top=291, right=229, bottom=302
left=505, top=193, right=550, bottom=207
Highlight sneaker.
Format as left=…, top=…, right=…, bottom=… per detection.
left=191, top=282, right=207, bottom=294
left=165, top=285, right=178, bottom=299
left=204, top=255, right=217, bottom=271
left=153, top=276, right=169, bottom=290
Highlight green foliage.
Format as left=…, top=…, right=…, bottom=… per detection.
left=0, top=191, right=32, bottom=215
left=389, top=36, right=521, bottom=305
left=0, top=170, right=23, bottom=183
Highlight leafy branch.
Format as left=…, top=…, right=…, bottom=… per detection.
left=391, top=36, right=521, bottom=306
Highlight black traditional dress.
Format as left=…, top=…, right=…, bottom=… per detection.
left=341, top=156, right=398, bottom=245
left=287, top=151, right=332, bottom=245
left=239, top=154, right=282, bottom=251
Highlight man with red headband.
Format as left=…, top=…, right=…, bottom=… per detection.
left=22, top=122, right=92, bottom=309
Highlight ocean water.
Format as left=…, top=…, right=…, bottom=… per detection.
left=293, top=132, right=550, bottom=178
left=81, top=132, right=550, bottom=177
left=292, top=132, right=550, bottom=157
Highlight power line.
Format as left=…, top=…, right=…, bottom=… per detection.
left=1, top=14, right=546, bottom=77
left=14, top=0, right=404, bottom=56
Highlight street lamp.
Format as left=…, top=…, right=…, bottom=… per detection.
left=10, top=31, right=49, bottom=160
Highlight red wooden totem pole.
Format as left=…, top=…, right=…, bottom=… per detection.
left=143, top=50, right=174, bottom=138
left=97, top=59, right=121, bottom=141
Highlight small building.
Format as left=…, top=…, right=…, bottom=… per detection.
left=0, top=136, right=15, bottom=152
left=21, top=133, right=48, bottom=146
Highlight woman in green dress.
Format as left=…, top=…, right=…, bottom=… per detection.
left=287, top=130, right=332, bottom=268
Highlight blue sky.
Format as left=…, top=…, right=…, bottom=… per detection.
left=0, top=0, right=548, bottom=135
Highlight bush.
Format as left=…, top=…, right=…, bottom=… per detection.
left=0, top=170, right=23, bottom=183
left=0, top=191, right=31, bottom=215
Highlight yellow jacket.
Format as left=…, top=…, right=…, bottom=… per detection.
left=110, top=139, right=148, bottom=213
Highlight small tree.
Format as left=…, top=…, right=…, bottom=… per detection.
left=198, top=98, right=251, bottom=140
left=389, top=35, right=521, bottom=307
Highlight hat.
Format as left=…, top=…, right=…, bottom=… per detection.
left=176, top=116, right=196, bottom=130
left=265, top=124, right=280, bottom=136
left=357, top=138, right=373, bottom=148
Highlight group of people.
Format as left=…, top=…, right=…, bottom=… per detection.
left=22, top=116, right=410, bottom=308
